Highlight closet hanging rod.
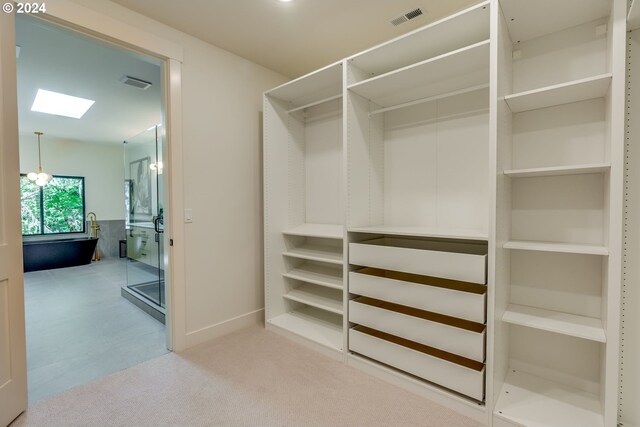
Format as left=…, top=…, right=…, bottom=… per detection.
left=368, top=83, right=489, bottom=116
left=287, top=94, right=342, bottom=114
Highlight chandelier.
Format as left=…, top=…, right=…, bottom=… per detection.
left=26, top=131, right=52, bottom=186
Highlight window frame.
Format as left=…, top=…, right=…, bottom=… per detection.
left=20, top=174, right=87, bottom=236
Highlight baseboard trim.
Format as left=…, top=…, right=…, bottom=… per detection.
left=185, top=308, right=264, bottom=348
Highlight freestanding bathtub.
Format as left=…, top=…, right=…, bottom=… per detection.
left=23, top=237, right=99, bottom=272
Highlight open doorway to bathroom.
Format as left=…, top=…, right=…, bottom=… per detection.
left=16, top=14, right=169, bottom=403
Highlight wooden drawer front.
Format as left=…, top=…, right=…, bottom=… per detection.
left=349, top=238, right=487, bottom=284
left=349, top=269, right=486, bottom=323
left=349, top=327, right=485, bottom=401
left=349, top=299, right=485, bottom=362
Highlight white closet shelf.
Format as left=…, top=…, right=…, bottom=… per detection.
left=266, top=61, right=342, bottom=108
left=267, top=307, right=343, bottom=351
left=504, top=73, right=612, bottom=113
left=503, top=240, right=609, bottom=256
left=629, top=0, right=640, bottom=31
left=348, top=225, right=488, bottom=241
left=504, top=163, right=611, bottom=178
left=286, top=94, right=342, bottom=114
left=502, top=304, right=606, bottom=342
left=283, top=243, right=343, bottom=265
left=348, top=40, right=490, bottom=108
left=283, top=263, right=343, bottom=290
left=494, top=370, right=603, bottom=427
left=283, top=223, right=344, bottom=239
left=348, top=1, right=489, bottom=77
left=283, top=284, right=343, bottom=315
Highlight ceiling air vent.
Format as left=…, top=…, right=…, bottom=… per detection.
left=390, top=8, right=424, bottom=26
left=119, top=75, right=152, bottom=90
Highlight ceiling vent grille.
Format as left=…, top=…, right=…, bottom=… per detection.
left=120, top=75, right=152, bottom=90
left=390, top=8, right=424, bottom=26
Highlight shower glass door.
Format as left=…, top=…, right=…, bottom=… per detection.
left=123, top=125, right=165, bottom=314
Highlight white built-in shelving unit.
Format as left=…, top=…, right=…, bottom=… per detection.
left=264, top=0, right=627, bottom=424
left=264, top=61, right=345, bottom=354
left=493, top=0, right=626, bottom=426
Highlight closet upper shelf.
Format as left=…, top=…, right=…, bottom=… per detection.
left=501, top=0, right=611, bottom=43
left=630, top=0, right=640, bottom=31
left=266, top=61, right=342, bottom=109
left=348, top=225, right=488, bottom=242
left=504, top=74, right=612, bottom=113
left=347, top=1, right=489, bottom=78
left=348, top=40, right=490, bottom=108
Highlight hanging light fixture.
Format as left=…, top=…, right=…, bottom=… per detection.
left=26, top=131, right=52, bottom=187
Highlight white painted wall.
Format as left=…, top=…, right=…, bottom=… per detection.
left=18, top=135, right=124, bottom=221
left=67, top=0, right=288, bottom=345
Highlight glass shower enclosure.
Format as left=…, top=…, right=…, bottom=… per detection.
left=121, top=125, right=166, bottom=323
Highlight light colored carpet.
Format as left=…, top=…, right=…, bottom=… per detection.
left=13, top=326, right=484, bottom=427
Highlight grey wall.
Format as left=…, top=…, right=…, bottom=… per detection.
left=89, top=219, right=125, bottom=259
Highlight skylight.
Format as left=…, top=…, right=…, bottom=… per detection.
left=31, top=89, right=95, bottom=119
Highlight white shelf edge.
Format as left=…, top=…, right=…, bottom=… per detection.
left=347, top=39, right=490, bottom=92
left=347, top=0, right=490, bottom=67
left=629, top=0, right=640, bottom=31
left=502, top=304, right=606, bottom=343
left=368, top=83, right=489, bottom=116
left=503, top=163, right=611, bottom=178
left=282, top=244, right=343, bottom=265
left=503, top=240, right=609, bottom=256
left=283, top=223, right=344, bottom=239
left=283, top=265, right=343, bottom=290
left=286, top=94, right=342, bottom=114
left=494, top=370, right=603, bottom=427
left=267, top=309, right=343, bottom=352
left=283, top=285, right=343, bottom=315
left=265, top=60, right=342, bottom=97
left=348, top=225, right=488, bottom=241
left=504, top=73, right=613, bottom=113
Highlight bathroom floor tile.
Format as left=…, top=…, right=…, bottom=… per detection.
left=24, top=258, right=168, bottom=404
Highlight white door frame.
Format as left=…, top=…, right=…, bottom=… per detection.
left=0, top=9, right=28, bottom=426
left=17, top=0, right=188, bottom=351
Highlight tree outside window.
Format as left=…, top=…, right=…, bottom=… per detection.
left=20, top=175, right=85, bottom=235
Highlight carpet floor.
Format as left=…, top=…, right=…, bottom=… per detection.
left=12, top=326, right=484, bottom=427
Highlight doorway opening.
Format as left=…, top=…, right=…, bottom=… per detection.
left=16, top=14, right=170, bottom=403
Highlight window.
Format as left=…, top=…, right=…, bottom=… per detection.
left=20, top=175, right=86, bottom=235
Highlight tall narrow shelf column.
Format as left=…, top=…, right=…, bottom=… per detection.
left=344, top=1, right=492, bottom=419
left=263, top=62, right=345, bottom=354
left=492, top=1, right=626, bottom=426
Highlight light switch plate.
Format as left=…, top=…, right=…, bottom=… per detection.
left=184, top=208, right=193, bottom=223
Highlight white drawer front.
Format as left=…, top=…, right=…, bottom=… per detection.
left=349, top=328, right=485, bottom=401
left=349, top=239, right=487, bottom=284
left=349, top=299, right=485, bottom=362
left=349, top=270, right=486, bottom=323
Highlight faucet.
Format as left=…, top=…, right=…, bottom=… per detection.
left=87, top=212, right=101, bottom=261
